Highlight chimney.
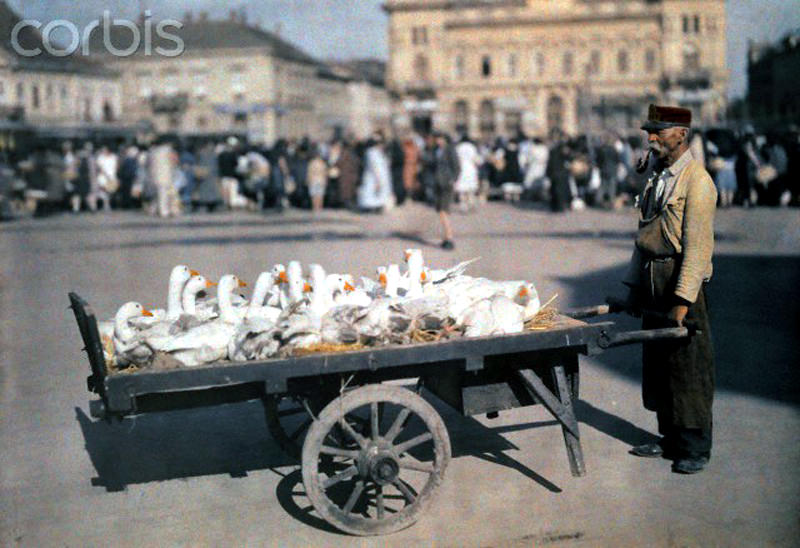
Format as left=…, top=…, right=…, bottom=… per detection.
left=199, top=11, right=208, bottom=23
left=229, top=9, right=237, bottom=21
left=239, top=7, right=247, bottom=25
left=184, top=11, right=193, bottom=24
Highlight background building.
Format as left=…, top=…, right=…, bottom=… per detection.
left=93, top=10, right=392, bottom=144
left=384, top=0, right=728, bottom=137
left=0, top=1, right=123, bottom=143
left=747, top=29, right=800, bottom=130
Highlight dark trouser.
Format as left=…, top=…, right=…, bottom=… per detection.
left=640, top=257, right=715, bottom=459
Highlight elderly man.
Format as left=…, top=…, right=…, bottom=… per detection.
left=623, top=105, right=717, bottom=474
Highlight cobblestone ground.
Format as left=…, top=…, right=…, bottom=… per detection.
left=1, top=202, right=798, bottom=546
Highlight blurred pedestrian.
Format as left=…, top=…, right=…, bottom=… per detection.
left=149, top=138, right=180, bottom=218
left=454, top=135, right=481, bottom=212
left=334, top=139, right=360, bottom=210
left=358, top=133, right=392, bottom=213
left=402, top=135, right=420, bottom=201
left=307, top=145, right=328, bottom=213
left=433, top=133, right=460, bottom=249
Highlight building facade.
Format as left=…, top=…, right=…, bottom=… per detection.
left=97, top=12, right=392, bottom=144
left=384, top=0, right=728, bottom=137
left=0, top=1, right=123, bottom=140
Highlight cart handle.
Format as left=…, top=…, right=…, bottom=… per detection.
left=566, top=296, right=702, bottom=333
left=596, top=326, right=690, bottom=349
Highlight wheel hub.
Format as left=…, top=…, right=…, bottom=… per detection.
left=369, top=455, right=399, bottom=485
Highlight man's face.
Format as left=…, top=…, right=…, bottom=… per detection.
left=646, top=127, right=686, bottom=159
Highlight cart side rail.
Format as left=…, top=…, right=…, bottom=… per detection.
left=68, top=292, right=108, bottom=398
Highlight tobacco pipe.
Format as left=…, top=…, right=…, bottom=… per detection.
left=635, top=148, right=652, bottom=173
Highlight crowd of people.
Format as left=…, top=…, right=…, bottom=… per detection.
left=1, top=125, right=798, bottom=221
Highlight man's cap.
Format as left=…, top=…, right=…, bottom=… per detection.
left=641, top=104, right=692, bottom=131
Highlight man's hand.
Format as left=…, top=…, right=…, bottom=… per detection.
left=667, top=304, right=689, bottom=326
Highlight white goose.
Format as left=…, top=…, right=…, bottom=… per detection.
left=112, top=302, right=155, bottom=367
left=128, top=265, right=199, bottom=329
left=244, top=271, right=283, bottom=322
left=460, top=293, right=525, bottom=338
left=265, top=264, right=287, bottom=307
left=146, top=275, right=245, bottom=366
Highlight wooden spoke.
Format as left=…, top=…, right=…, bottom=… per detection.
left=343, top=480, right=365, bottom=514
left=319, top=445, right=360, bottom=459
left=392, top=478, right=416, bottom=504
left=376, top=485, right=385, bottom=520
left=394, top=432, right=433, bottom=455
left=398, top=458, right=434, bottom=474
left=370, top=402, right=380, bottom=440
left=338, top=417, right=368, bottom=448
left=321, top=465, right=358, bottom=489
left=385, top=407, right=412, bottom=442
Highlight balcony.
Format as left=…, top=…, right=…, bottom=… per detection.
left=662, top=69, right=712, bottom=91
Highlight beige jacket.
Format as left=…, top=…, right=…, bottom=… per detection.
left=624, top=149, right=717, bottom=303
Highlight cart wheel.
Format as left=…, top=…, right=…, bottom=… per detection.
left=302, top=384, right=451, bottom=536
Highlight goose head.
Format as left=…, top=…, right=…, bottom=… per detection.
left=167, top=265, right=199, bottom=319
left=308, top=264, right=333, bottom=314
left=405, top=253, right=425, bottom=298
left=218, top=274, right=247, bottom=323
left=287, top=276, right=310, bottom=304
left=376, top=266, right=388, bottom=287
left=114, top=301, right=153, bottom=341
left=403, top=248, right=422, bottom=263
left=182, top=275, right=214, bottom=315
left=514, top=283, right=541, bottom=318
left=271, top=264, right=288, bottom=285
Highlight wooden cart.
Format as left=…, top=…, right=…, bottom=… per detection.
left=69, top=292, right=692, bottom=536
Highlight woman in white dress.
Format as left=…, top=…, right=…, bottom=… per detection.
left=454, top=136, right=481, bottom=212
left=357, top=135, right=393, bottom=212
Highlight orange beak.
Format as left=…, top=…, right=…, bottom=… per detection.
left=238, top=279, right=248, bottom=288
left=206, top=279, right=216, bottom=288
left=420, top=271, right=427, bottom=282
left=303, top=282, right=313, bottom=293
left=344, top=281, right=355, bottom=292
left=404, top=251, right=411, bottom=262
left=141, top=307, right=154, bottom=317
left=189, top=269, right=200, bottom=276
left=518, top=287, right=530, bottom=297
left=278, top=271, right=289, bottom=283
left=378, top=273, right=387, bottom=286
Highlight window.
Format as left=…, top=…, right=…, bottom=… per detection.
left=228, top=63, right=246, bottom=73
left=693, top=15, right=700, bottom=34
left=414, top=54, right=430, bottom=82
left=682, top=15, right=689, bottom=34
left=454, top=54, right=465, bottom=79
left=617, top=50, right=629, bottom=73
left=563, top=51, right=573, bottom=76
left=161, top=67, right=179, bottom=76
left=645, top=49, right=656, bottom=73
left=411, top=26, right=428, bottom=45
left=454, top=100, right=468, bottom=134
left=479, top=99, right=495, bottom=135
left=46, top=84, right=53, bottom=100
left=536, top=52, right=545, bottom=76
left=507, top=53, right=517, bottom=78
left=589, top=50, right=601, bottom=75
left=481, top=55, right=491, bottom=78
left=135, top=70, right=152, bottom=77
left=17, top=82, right=24, bottom=102
left=505, top=110, right=521, bottom=136
left=683, top=44, right=700, bottom=71
left=547, top=95, right=563, bottom=133
left=197, top=116, right=208, bottom=129
left=32, top=85, right=40, bottom=109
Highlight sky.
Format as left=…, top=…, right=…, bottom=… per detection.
left=7, top=0, right=800, bottom=99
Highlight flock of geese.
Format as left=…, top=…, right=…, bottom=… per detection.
left=99, top=249, right=541, bottom=369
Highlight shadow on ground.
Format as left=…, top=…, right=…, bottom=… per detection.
left=558, top=253, right=800, bottom=407
left=76, top=386, right=565, bottom=493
